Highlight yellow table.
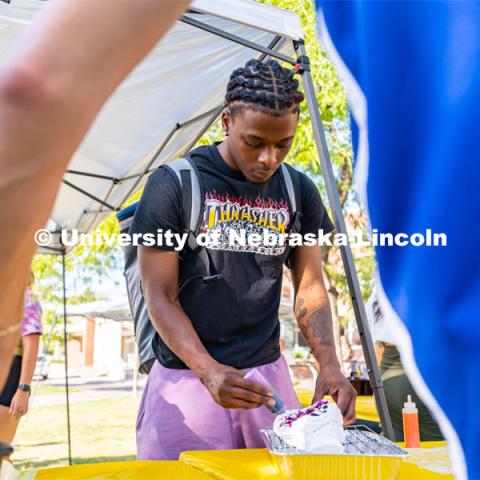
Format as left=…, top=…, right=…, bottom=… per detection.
left=397, top=441, right=453, bottom=480
left=295, top=388, right=380, bottom=423
left=181, top=449, right=277, bottom=480
left=180, top=443, right=454, bottom=480
left=35, top=460, right=212, bottom=480
left=31, top=443, right=454, bottom=480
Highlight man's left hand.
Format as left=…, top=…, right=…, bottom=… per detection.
left=313, top=366, right=357, bottom=425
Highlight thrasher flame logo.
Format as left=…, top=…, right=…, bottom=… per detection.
left=201, top=190, right=290, bottom=255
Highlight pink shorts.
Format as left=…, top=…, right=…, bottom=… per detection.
left=136, top=355, right=300, bottom=460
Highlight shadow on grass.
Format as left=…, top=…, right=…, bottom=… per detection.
left=15, top=441, right=64, bottom=448
left=75, top=455, right=137, bottom=465
left=16, top=454, right=137, bottom=471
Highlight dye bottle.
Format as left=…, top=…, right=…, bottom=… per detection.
left=402, top=395, right=421, bottom=448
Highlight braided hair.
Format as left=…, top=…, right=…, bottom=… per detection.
left=225, top=59, right=304, bottom=118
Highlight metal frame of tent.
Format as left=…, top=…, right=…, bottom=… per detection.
left=36, top=9, right=394, bottom=465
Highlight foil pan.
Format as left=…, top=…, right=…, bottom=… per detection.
left=261, top=425, right=408, bottom=480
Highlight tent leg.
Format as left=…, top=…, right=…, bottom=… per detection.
left=294, top=42, right=395, bottom=441
left=61, top=252, right=73, bottom=465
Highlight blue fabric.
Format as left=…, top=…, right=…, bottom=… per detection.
left=317, top=1, right=480, bottom=477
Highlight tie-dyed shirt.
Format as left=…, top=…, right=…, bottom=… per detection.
left=15, top=289, right=43, bottom=356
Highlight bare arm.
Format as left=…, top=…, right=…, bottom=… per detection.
left=18, top=334, right=40, bottom=388
left=139, top=246, right=274, bottom=410
left=291, top=244, right=356, bottom=424
left=0, top=0, right=190, bottom=390
left=139, top=246, right=216, bottom=378
left=9, top=334, right=40, bottom=420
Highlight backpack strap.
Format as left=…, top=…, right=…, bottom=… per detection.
left=164, top=156, right=203, bottom=235
left=280, top=163, right=302, bottom=234
left=280, top=163, right=297, bottom=212
left=279, top=164, right=303, bottom=269
left=165, top=156, right=218, bottom=276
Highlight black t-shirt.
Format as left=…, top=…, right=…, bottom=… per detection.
left=131, top=144, right=334, bottom=369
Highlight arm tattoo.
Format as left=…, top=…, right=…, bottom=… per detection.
left=295, top=297, right=334, bottom=347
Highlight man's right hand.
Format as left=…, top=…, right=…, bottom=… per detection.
left=199, top=364, right=276, bottom=410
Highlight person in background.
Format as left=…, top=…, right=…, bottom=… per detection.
left=0, top=272, right=43, bottom=459
left=366, top=291, right=443, bottom=441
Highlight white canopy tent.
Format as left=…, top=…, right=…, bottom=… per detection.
left=55, top=297, right=132, bottom=323
left=0, top=0, right=394, bottom=456
left=1, top=0, right=303, bottom=251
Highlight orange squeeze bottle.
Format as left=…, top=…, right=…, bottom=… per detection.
left=402, top=395, right=421, bottom=448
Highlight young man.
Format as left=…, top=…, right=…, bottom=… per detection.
left=132, top=59, right=357, bottom=460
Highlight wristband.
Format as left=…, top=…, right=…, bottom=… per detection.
left=17, top=384, right=31, bottom=394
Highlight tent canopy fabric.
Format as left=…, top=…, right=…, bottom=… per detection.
left=55, top=297, right=132, bottom=323
left=60, top=295, right=295, bottom=323
left=0, top=0, right=304, bottom=253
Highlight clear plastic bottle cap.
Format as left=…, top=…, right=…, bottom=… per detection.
left=403, top=394, right=417, bottom=412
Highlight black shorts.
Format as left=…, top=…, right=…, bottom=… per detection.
left=0, top=355, right=22, bottom=408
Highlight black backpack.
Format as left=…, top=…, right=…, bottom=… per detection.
left=117, top=155, right=303, bottom=373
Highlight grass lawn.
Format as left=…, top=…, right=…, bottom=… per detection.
left=32, top=384, right=78, bottom=396
left=12, top=395, right=140, bottom=471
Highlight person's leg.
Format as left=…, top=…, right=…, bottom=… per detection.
left=0, top=0, right=190, bottom=392
left=381, top=345, right=444, bottom=442
left=136, top=360, right=235, bottom=460
left=231, top=355, right=301, bottom=449
left=0, top=407, right=19, bottom=461
left=381, top=345, right=411, bottom=441
left=0, top=356, right=22, bottom=458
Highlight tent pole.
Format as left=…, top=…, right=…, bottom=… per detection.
left=258, top=36, right=282, bottom=62
left=181, top=105, right=225, bottom=156
left=294, top=42, right=395, bottom=441
left=61, top=251, right=73, bottom=465
left=180, top=15, right=296, bottom=65
left=118, top=123, right=180, bottom=206
left=65, top=171, right=118, bottom=181
left=62, top=180, right=117, bottom=211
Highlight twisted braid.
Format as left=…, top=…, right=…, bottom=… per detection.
left=225, top=59, right=304, bottom=117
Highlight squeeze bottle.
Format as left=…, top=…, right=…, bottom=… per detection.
left=402, top=395, right=420, bottom=448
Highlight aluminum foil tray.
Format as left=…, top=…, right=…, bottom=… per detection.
left=261, top=425, right=408, bottom=480
left=261, top=425, right=408, bottom=457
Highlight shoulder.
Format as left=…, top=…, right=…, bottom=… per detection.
left=139, top=164, right=183, bottom=206
left=281, top=164, right=319, bottom=204
left=21, top=291, right=43, bottom=336
left=281, top=164, right=334, bottom=234
left=188, top=144, right=216, bottom=161
left=281, top=163, right=315, bottom=187
left=147, top=164, right=181, bottom=190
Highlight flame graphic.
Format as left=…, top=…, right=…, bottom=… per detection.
left=205, top=190, right=289, bottom=211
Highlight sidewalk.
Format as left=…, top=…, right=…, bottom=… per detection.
left=30, top=366, right=147, bottom=408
